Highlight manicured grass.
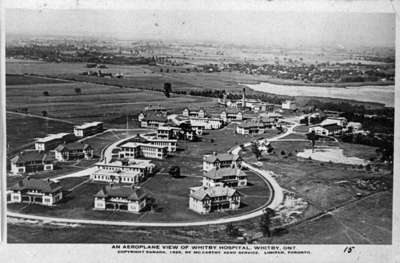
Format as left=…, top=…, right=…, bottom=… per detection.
left=153, top=124, right=279, bottom=176
left=293, top=125, right=310, bottom=133
left=8, top=168, right=271, bottom=223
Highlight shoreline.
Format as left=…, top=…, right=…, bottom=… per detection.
left=237, top=76, right=394, bottom=88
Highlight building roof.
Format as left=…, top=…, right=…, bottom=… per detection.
left=120, top=142, right=167, bottom=149
left=11, top=150, right=53, bottom=164
left=74, top=122, right=103, bottom=130
left=95, top=159, right=154, bottom=169
left=204, top=167, right=246, bottom=180
left=126, top=134, right=149, bottom=144
left=222, top=109, right=242, bottom=114
left=203, top=153, right=241, bottom=163
left=55, top=142, right=91, bottom=152
left=238, top=121, right=264, bottom=129
left=142, top=112, right=168, bottom=122
left=94, top=185, right=147, bottom=201
left=190, top=186, right=239, bottom=200
left=36, top=133, right=71, bottom=143
left=144, top=105, right=167, bottom=112
left=9, top=177, right=62, bottom=193
left=320, top=123, right=343, bottom=131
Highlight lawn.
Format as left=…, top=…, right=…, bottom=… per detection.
left=7, top=168, right=271, bottom=223
left=153, top=123, right=279, bottom=177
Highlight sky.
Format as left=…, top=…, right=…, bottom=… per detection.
left=5, top=1, right=396, bottom=48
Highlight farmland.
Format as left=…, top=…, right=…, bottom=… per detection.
left=6, top=79, right=217, bottom=126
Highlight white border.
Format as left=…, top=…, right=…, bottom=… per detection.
left=0, top=1, right=399, bottom=262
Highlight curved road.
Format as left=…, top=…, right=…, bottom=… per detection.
left=7, top=121, right=303, bottom=227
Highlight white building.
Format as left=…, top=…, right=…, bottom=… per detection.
left=182, top=108, right=207, bottom=118
left=10, top=150, right=54, bottom=174
left=35, top=133, right=75, bottom=151
left=203, top=153, right=242, bottom=171
left=236, top=121, right=266, bottom=135
left=220, top=110, right=243, bottom=122
left=320, top=117, right=348, bottom=127
left=347, top=121, right=362, bottom=132
left=73, top=122, right=103, bottom=137
left=189, top=186, right=241, bottom=214
left=92, top=159, right=155, bottom=181
left=119, top=142, right=168, bottom=160
left=282, top=100, right=297, bottom=110
left=94, top=185, right=148, bottom=213
left=203, top=167, right=247, bottom=188
left=8, top=177, right=63, bottom=206
left=54, top=142, right=93, bottom=161
left=309, top=123, right=343, bottom=136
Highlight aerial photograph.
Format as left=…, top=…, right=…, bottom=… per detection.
left=4, top=6, right=395, bottom=244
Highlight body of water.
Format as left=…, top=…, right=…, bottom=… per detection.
left=244, top=82, right=395, bottom=107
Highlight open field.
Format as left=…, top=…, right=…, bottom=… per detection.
left=7, top=60, right=390, bottom=110
left=261, top=191, right=392, bottom=244
left=6, top=80, right=217, bottom=126
left=240, top=139, right=392, bottom=243
left=6, top=113, right=73, bottom=155
left=6, top=74, right=69, bottom=85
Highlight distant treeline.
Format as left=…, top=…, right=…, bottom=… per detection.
left=6, top=46, right=156, bottom=65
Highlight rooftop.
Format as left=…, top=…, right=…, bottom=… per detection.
left=120, top=142, right=167, bottom=149
left=190, top=186, right=239, bottom=200
left=142, top=112, right=168, bottom=122
left=9, top=177, right=62, bottom=193
left=95, top=185, right=147, bottom=201
left=203, top=153, right=241, bottom=163
left=36, top=133, right=71, bottom=143
left=55, top=142, right=91, bottom=152
left=204, top=167, right=246, bottom=180
left=11, top=150, right=53, bottom=164
left=96, top=159, right=154, bottom=169
left=74, top=121, right=103, bottom=130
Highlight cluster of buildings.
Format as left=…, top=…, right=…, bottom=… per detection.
left=308, top=116, right=363, bottom=136
left=9, top=122, right=104, bottom=175
left=218, top=89, right=275, bottom=114
left=189, top=152, right=246, bottom=214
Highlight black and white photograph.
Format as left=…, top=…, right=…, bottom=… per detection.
left=0, top=0, right=399, bottom=262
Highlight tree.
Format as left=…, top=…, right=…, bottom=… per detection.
left=225, top=223, right=240, bottom=237
left=168, top=166, right=181, bottom=178
left=259, top=208, right=275, bottom=237
left=306, top=131, right=318, bottom=150
left=43, top=91, right=49, bottom=96
left=41, top=110, right=47, bottom=117
left=164, top=82, right=172, bottom=98
left=75, top=88, right=82, bottom=95
left=251, top=142, right=261, bottom=160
